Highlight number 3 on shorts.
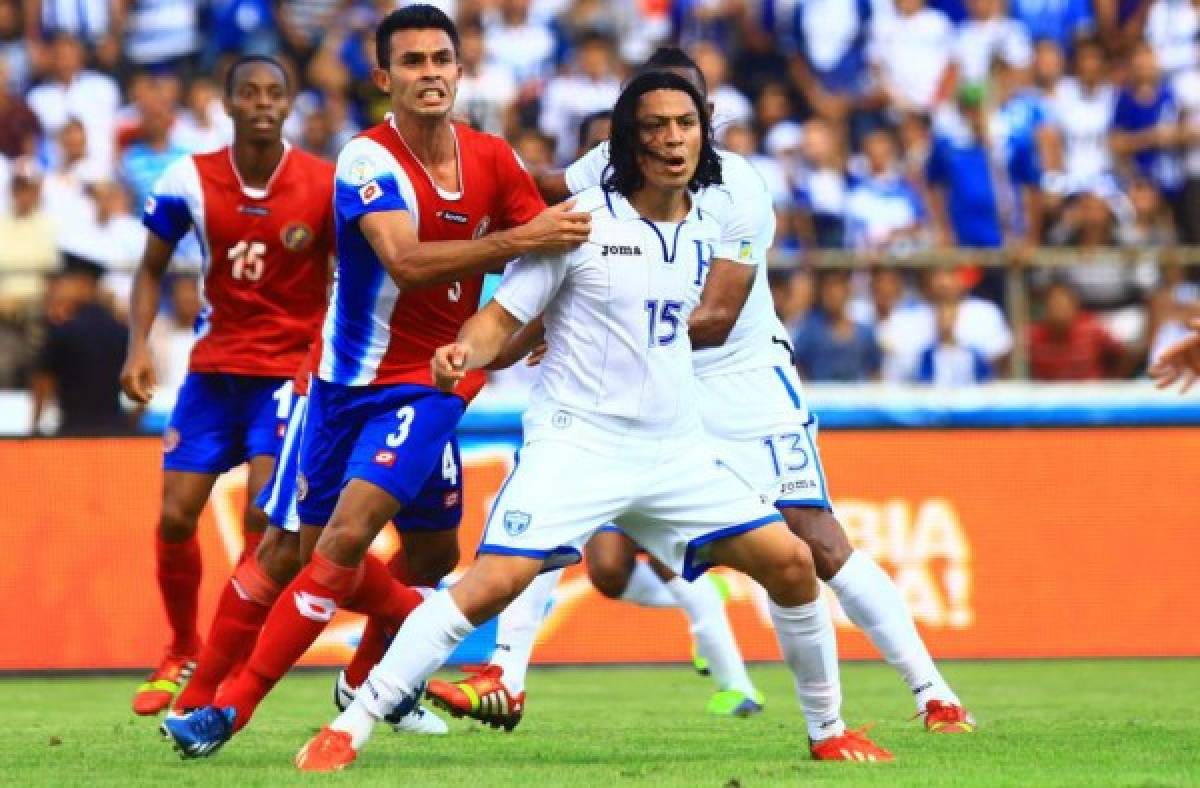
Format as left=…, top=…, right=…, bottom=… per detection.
left=385, top=406, right=416, bottom=448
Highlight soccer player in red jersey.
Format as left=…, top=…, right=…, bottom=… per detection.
left=161, top=5, right=590, bottom=757
left=122, top=55, right=333, bottom=715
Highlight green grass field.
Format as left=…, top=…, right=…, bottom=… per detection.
left=2, top=660, right=1197, bottom=786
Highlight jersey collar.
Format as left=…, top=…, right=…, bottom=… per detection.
left=385, top=113, right=464, bottom=201
left=602, top=186, right=702, bottom=224
left=227, top=140, right=292, bottom=200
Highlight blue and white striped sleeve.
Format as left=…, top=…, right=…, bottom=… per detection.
left=141, top=156, right=196, bottom=244
left=334, top=138, right=413, bottom=225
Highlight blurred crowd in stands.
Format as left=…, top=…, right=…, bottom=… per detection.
left=4, top=0, right=1200, bottom=432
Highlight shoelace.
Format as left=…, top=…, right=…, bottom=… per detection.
left=910, top=702, right=965, bottom=723
left=190, top=708, right=232, bottom=738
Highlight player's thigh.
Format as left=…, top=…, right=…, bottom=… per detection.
left=393, top=438, right=464, bottom=585
left=448, top=553, right=546, bottom=625
left=319, top=479, right=406, bottom=565
left=583, top=528, right=641, bottom=598
left=704, top=520, right=818, bottom=607
left=478, top=440, right=633, bottom=572
left=241, top=377, right=294, bottom=467
left=295, top=379, right=364, bottom=528
left=619, top=439, right=783, bottom=583
left=700, top=400, right=835, bottom=510
left=343, top=386, right=465, bottom=521
left=162, top=372, right=246, bottom=476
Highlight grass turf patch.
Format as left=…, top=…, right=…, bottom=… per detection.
left=1, top=660, right=1197, bottom=786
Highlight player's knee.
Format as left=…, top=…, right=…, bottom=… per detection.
left=256, top=532, right=302, bottom=585
left=758, top=540, right=818, bottom=606
left=320, top=517, right=378, bottom=565
left=158, top=500, right=201, bottom=541
left=243, top=505, right=269, bottom=535
left=405, top=543, right=460, bottom=587
left=783, top=507, right=853, bottom=582
left=588, top=559, right=633, bottom=599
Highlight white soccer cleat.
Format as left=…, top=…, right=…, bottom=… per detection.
left=387, top=703, right=449, bottom=735
left=333, top=669, right=447, bottom=735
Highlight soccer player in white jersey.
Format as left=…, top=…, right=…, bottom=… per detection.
left=294, top=71, right=893, bottom=771
left=433, top=47, right=975, bottom=734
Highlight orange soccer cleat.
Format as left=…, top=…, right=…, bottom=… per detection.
left=920, top=700, right=976, bottom=733
left=295, top=727, right=357, bottom=772
left=810, top=728, right=894, bottom=762
left=426, top=664, right=525, bottom=732
left=132, top=652, right=197, bottom=715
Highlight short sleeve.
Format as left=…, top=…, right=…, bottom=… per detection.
left=711, top=152, right=775, bottom=266
left=142, top=156, right=196, bottom=244
left=564, top=141, right=612, bottom=194
left=493, top=140, right=547, bottom=229
left=334, top=137, right=412, bottom=225
left=491, top=253, right=570, bottom=324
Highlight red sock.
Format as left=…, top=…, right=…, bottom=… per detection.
left=342, top=553, right=426, bottom=628
left=156, top=534, right=203, bottom=656
left=173, top=557, right=280, bottom=711
left=215, top=551, right=360, bottom=731
left=238, top=529, right=264, bottom=566
left=343, top=553, right=417, bottom=688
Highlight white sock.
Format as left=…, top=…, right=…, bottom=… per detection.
left=491, top=568, right=561, bottom=694
left=828, top=551, right=958, bottom=709
left=619, top=560, right=676, bottom=607
left=665, top=576, right=756, bottom=698
left=333, top=590, right=474, bottom=749
left=769, top=598, right=845, bottom=742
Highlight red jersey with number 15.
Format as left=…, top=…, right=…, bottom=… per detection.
left=142, top=145, right=333, bottom=377
left=319, top=119, right=545, bottom=395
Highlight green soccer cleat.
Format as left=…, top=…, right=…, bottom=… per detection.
left=706, top=689, right=765, bottom=717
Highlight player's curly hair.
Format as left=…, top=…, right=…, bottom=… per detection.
left=603, top=71, right=722, bottom=198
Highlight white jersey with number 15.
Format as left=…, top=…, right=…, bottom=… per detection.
left=564, top=143, right=790, bottom=377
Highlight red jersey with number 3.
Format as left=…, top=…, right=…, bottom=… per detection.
left=142, top=145, right=333, bottom=377
left=319, top=119, right=545, bottom=395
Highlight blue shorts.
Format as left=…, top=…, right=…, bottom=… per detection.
left=295, top=378, right=465, bottom=530
left=163, top=372, right=292, bottom=474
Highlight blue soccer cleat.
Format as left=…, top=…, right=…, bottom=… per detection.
left=160, top=705, right=236, bottom=759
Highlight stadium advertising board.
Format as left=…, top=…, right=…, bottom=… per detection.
left=2, top=428, right=1197, bottom=670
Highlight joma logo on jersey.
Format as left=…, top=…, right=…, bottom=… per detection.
left=374, top=450, right=397, bottom=467
left=601, top=244, right=642, bottom=257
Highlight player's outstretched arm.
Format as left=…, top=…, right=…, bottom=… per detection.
left=120, top=233, right=175, bottom=404
left=689, top=258, right=757, bottom=349
left=432, top=300, right=525, bottom=391
left=360, top=201, right=590, bottom=290
left=1149, top=317, right=1200, bottom=393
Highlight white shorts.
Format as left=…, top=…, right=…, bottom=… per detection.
left=698, top=364, right=831, bottom=509
left=477, top=428, right=783, bottom=580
